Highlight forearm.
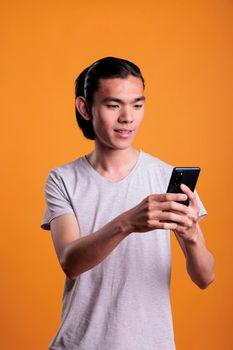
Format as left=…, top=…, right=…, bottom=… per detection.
left=62, top=213, right=132, bottom=279
left=184, top=226, right=215, bottom=289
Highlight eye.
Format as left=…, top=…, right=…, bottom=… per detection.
left=134, top=104, right=143, bottom=109
left=106, top=104, right=119, bottom=109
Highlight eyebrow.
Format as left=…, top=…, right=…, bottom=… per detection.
left=101, top=96, right=145, bottom=104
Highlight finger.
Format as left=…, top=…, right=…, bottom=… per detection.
left=180, top=184, right=196, bottom=207
left=155, top=221, right=178, bottom=230
left=173, top=226, right=186, bottom=235
left=159, top=200, right=189, bottom=214
left=158, top=211, right=187, bottom=225
left=150, top=193, right=188, bottom=203
left=177, top=216, right=195, bottom=230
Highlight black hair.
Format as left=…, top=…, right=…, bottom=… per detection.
left=75, top=56, right=145, bottom=140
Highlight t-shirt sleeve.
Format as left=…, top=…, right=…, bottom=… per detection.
left=40, top=169, right=74, bottom=231
left=194, top=189, right=208, bottom=221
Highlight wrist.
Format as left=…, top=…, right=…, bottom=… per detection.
left=184, top=228, right=201, bottom=246
left=119, top=212, right=134, bottom=236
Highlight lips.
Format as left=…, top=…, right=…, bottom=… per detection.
left=114, top=129, right=132, bottom=133
left=114, top=129, right=134, bottom=139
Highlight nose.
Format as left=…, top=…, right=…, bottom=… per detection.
left=118, top=106, right=133, bottom=123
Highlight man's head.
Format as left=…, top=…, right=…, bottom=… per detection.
left=75, top=57, right=145, bottom=140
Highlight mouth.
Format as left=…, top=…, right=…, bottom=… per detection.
left=114, top=129, right=133, bottom=134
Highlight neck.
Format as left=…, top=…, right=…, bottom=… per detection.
left=86, top=145, right=140, bottom=176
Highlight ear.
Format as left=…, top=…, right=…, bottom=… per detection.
left=75, top=96, right=92, bottom=121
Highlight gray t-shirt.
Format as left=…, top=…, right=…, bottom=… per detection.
left=41, top=149, right=207, bottom=350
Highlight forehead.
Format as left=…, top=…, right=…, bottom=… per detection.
left=93, top=75, right=144, bottom=101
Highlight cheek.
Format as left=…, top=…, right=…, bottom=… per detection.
left=93, top=111, right=113, bottom=130
left=136, top=111, right=144, bottom=126
left=92, top=116, right=112, bottom=136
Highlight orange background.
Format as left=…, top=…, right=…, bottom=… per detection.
left=1, top=0, right=232, bottom=349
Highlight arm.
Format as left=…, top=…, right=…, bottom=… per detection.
left=50, top=212, right=131, bottom=280
left=174, top=222, right=215, bottom=289
left=50, top=192, right=191, bottom=280
left=173, top=184, right=215, bottom=289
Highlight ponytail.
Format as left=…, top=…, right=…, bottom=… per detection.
left=75, top=66, right=96, bottom=140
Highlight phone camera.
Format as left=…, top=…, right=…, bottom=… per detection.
left=175, top=172, right=183, bottom=185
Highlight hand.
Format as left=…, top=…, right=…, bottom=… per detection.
left=173, top=184, right=200, bottom=243
left=123, top=192, right=191, bottom=233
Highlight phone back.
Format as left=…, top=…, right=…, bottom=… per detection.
left=166, top=167, right=200, bottom=206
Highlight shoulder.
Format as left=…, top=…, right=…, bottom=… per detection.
left=141, top=150, right=174, bottom=173
left=135, top=150, right=175, bottom=192
left=140, top=150, right=175, bottom=190
left=46, top=155, right=85, bottom=183
left=50, top=156, right=84, bottom=176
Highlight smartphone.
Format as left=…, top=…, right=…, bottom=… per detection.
left=166, top=167, right=200, bottom=206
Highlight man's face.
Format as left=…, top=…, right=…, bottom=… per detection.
left=90, top=75, right=145, bottom=151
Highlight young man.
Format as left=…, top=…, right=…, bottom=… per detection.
left=41, top=57, right=215, bottom=350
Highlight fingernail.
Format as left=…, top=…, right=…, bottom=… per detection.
left=181, top=194, right=187, bottom=200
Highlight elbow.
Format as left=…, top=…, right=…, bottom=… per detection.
left=62, top=265, right=78, bottom=280
left=198, top=256, right=216, bottom=289
left=198, top=279, right=214, bottom=290
left=60, top=252, right=79, bottom=280
left=192, top=255, right=216, bottom=290
left=197, top=274, right=215, bottom=290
